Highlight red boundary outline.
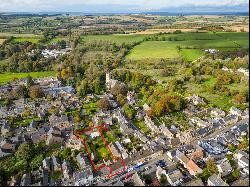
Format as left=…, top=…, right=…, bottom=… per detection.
left=75, top=124, right=127, bottom=179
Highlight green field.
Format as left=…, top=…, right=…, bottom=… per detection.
left=0, top=32, right=41, bottom=38
left=81, top=34, right=147, bottom=44
left=126, top=41, right=180, bottom=60
left=0, top=71, right=56, bottom=85
left=125, top=32, right=249, bottom=62
left=180, top=49, right=205, bottom=62
left=12, top=37, right=67, bottom=44
left=13, top=37, right=40, bottom=43
left=160, top=32, right=249, bottom=42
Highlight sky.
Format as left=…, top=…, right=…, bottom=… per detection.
left=0, top=0, right=248, bottom=13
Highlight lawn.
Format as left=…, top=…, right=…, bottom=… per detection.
left=0, top=71, right=56, bottom=85
left=126, top=41, right=180, bottom=60
left=98, top=147, right=110, bottom=159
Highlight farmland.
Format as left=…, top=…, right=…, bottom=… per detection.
left=180, top=49, right=204, bottom=62
left=80, top=32, right=249, bottom=62
left=0, top=32, right=41, bottom=38
left=0, top=71, right=56, bottom=85
left=124, top=32, right=249, bottom=62
left=81, top=34, right=147, bottom=44
left=126, top=41, right=180, bottom=60
left=12, top=37, right=40, bottom=43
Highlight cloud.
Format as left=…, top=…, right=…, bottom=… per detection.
left=0, top=0, right=248, bottom=12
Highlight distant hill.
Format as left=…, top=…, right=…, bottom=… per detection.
left=145, top=3, right=249, bottom=15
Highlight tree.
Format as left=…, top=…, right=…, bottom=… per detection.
left=153, top=100, right=165, bottom=117
left=123, top=104, right=136, bottom=120
left=160, top=175, right=167, bottom=185
left=225, top=169, right=240, bottom=183
left=15, top=142, right=34, bottom=161
left=26, top=75, right=34, bottom=89
left=94, top=78, right=101, bottom=94
left=97, top=97, right=111, bottom=110
left=146, top=109, right=153, bottom=118
left=77, top=80, right=87, bottom=98
left=234, top=93, right=246, bottom=104
left=29, top=85, right=44, bottom=99
left=61, top=67, right=74, bottom=79
left=58, top=40, right=66, bottom=49
left=198, top=168, right=211, bottom=182
left=111, top=83, right=127, bottom=96
left=206, top=158, right=218, bottom=174
left=58, top=148, right=72, bottom=161
left=30, top=154, right=43, bottom=170
left=11, top=85, right=28, bottom=99
left=117, top=94, right=126, bottom=106
left=3, top=98, right=13, bottom=108
left=142, top=174, right=153, bottom=185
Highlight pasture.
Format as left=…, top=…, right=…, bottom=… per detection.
left=0, top=32, right=41, bottom=38
left=13, top=37, right=40, bottom=43
left=81, top=32, right=248, bottom=63
left=180, top=49, right=204, bottom=62
left=0, top=71, right=56, bottom=85
left=81, top=34, right=147, bottom=44
left=126, top=41, right=179, bottom=60
left=125, top=32, right=249, bottom=62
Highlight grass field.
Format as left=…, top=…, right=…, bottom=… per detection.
left=126, top=41, right=180, bottom=60
left=0, top=33, right=41, bottom=38
left=13, top=37, right=40, bottom=43
left=125, top=32, right=249, bottom=62
left=12, top=36, right=67, bottom=44
left=0, top=71, right=56, bottom=85
left=81, top=34, right=147, bottom=44
left=180, top=49, right=204, bottom=62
